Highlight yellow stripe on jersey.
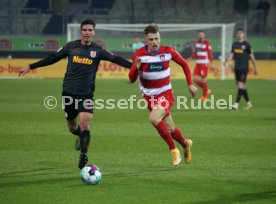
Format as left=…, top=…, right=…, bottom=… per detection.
left=234, top=49, right=244, bottom=54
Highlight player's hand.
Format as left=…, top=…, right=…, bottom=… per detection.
left=188, top=85, right=197, bottom=97
left=223, top=61, right=227, bottom=67
left=253, top=69, right=258, bottom=75
left=135, top=56, right=141, bottom=70
left=18, top=65, right=30, bottom=77
left=208, top=63, right=213, bottom=70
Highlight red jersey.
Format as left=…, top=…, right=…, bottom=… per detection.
left=129, top=46, right=192, bottom=96
left=191, top=40, right=212, bottom=64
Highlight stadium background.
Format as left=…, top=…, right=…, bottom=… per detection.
left=0, top=0, right=276, bottom=79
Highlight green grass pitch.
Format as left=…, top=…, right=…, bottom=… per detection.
left=0, top=79, right=275, bottom=204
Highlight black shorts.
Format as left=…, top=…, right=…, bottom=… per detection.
left=62, top=91, right=94, bottom=121
left=235, top=69, right=248, bottom=83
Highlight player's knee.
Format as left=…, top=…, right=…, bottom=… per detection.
left=79, top=119, right=90, bottom=131
left=237, top=82, right=245, bottom=89
left=149, top=115, right=160, bottom=126
left=167, top=125, right=175, bottom=132
left=193, top=76, right=199, bottom=82
left=79, top=113, right=92, bottom=131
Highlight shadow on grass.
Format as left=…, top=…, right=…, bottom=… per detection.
left=259, top=117, right=276, bottom=122
left=0, top=167, right=57, bottom=177
left=0, top=166, right=177, bottom=188
left=104, top=167, right=176, bottom=178
left=190, top=191, right=276, bottom=204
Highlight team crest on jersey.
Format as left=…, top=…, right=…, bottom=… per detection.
left=90, top=51, right=97, bottom=58
left=159, top=54, right=165, bottom=61
left=241, top=45, right=246, bottom=50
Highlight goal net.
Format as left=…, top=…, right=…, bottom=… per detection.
left=67, top=23, right=236, bottom=80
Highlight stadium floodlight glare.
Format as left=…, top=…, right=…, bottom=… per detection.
left=68, top=23, right=236, bottom=80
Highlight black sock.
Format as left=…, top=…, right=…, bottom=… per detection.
left=243, top=89, right=250, bottom=102
left=236, top=89, right=243, bottom=103
left=80, top=130, right=90, bottom=154
left=71, top=125, right=80, bottom=136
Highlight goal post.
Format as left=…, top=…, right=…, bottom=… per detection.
left=67, top=23, right=236, bottom=80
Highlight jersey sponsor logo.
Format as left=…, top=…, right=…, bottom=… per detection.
left=234, top=49, right=244, bottom=54
left=72, top=56, right=93, bottom=65
left=90, top=51, right=96, bottom=58
left=148, top=62, right=164, bottom=72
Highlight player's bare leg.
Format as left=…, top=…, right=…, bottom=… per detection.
left=78, top=112, right=93, bottom=169
left=149, top=106, right=180, bottom=166
left=67, top=118, right=81, bottom=151
left=163, top=115, right=192, bottom=163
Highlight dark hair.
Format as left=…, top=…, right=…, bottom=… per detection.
left=144, top=23, right=159, bottom=35
left=198, top=30, right=204, bottom=33
left=80, top=19, right=96, bottom=29
left=236, top=28, right=244, bottom=33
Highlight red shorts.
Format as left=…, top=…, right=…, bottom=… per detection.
left=193, top=64, right=208, bottom=78
left=143, top=91, right=174, bottom=118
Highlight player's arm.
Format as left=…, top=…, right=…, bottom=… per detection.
left=249, top=53, right=258, bottom=75
left=248, top=44, right=258, bottom=75
left=207, top=42, right=213, bottom=69
left=171, top=48, right=197, bottom=97
left=18, top=46, right=69, bottom=76
left=128, top=55, right=140, bottom=83
left=100, top=49, right=132, bottom=69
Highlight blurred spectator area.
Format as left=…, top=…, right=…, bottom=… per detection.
left=0, top=0, right=275, bottom=36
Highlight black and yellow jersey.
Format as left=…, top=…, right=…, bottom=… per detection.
left=231, top=41, right=253, bottom=70
left=29, top=40, right=131, bottom=95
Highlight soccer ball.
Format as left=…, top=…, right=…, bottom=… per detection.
left=80, top=165, right=102, bottom=185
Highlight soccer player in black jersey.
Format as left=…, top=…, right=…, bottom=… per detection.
left=224, top=28, right=258, bottom=110
left=19, top=19, right=132, bottom=169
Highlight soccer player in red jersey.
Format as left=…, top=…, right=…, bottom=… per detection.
left=129, top=23, right=197, bottom=166
left=187, top=30, right=213, bottom=100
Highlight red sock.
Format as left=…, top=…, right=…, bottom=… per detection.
left=171, top=127, right=187, bottom=148
left=154, top=121, right=176, bottom=150
left=196, top=80, right=203, bottom=88
left=202, top=82, right=208, bottom=96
